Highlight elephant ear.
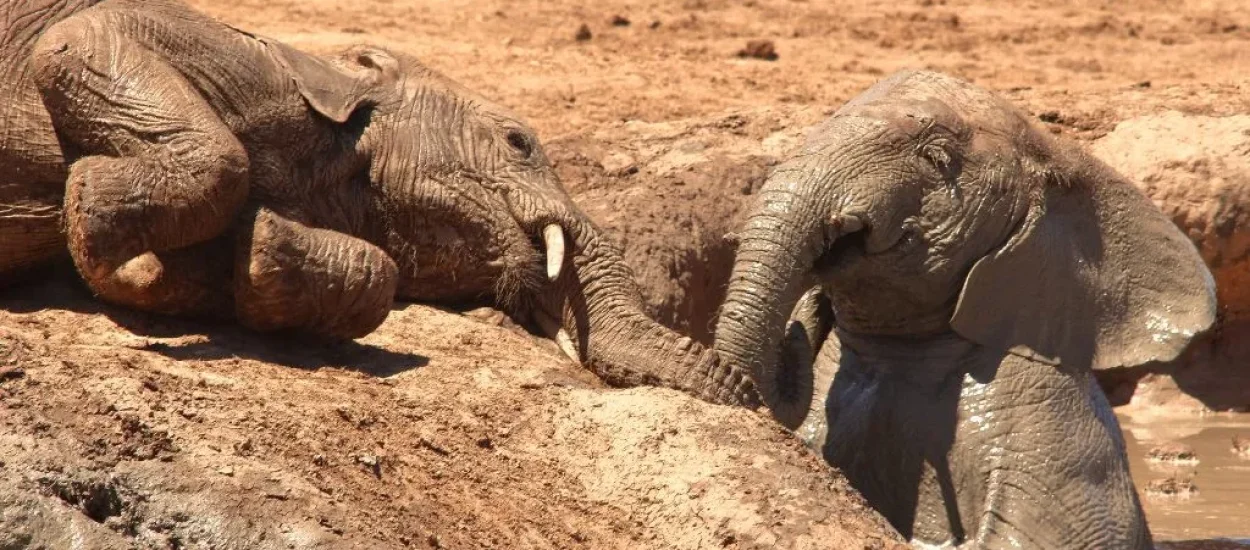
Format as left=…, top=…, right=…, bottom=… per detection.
left=262, top=39, right=398, bottom=123
left=951, top=148, right=1216, bottom=371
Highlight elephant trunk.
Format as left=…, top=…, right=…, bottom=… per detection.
left=538, top=217, right=760, bottom=408
left=715, top=174, right=857, bottom=428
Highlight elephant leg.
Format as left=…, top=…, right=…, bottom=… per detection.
left=956, top=359, right=1152, bottom=549
left=795, top=325, right=845, bottom=450
left=0, top=184, right=63, bottom=284
left=235, top=209, right=398, bottom=339
left=30, top=19, right=248, bottom=306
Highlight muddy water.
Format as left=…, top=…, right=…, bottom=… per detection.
left=1119, top=413, right=1250, bottom=542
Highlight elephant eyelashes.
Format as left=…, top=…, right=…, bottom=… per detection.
left=920, top=142, right=961, bottom=187
left=506, top=130, right=534, bottom=159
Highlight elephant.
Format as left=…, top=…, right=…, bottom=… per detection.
left=0, top=0, right=757, bottom=406
left=713, top=70, right=1216, bottom=548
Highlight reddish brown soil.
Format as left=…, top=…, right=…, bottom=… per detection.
left=1, top=275, right=901, bottom=549
left=5, top=0, right=1250, bottom=547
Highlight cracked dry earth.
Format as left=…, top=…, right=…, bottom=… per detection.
left=5, top=0, right=1250, bottom=548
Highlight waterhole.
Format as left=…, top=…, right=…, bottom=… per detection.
left=1120, top=413, right=1250, bottom=543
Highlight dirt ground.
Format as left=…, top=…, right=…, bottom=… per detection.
left=4, top=0, right=1250, bottom=547
left=1, top=275, right=903, bottom=549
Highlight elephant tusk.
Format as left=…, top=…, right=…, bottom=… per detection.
left=554, top=329, right=580, bottom=363
left=543, top=224, right=566, bottom=281
left=533, top=310, right=581, bottom=364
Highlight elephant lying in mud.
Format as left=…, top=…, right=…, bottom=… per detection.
left=0, top=0, right=756, bottom=406
left=714, top=71, right=1216, bottom=548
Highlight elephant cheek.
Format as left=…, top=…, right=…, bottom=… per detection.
left=390, top=223, right=503, bottom=303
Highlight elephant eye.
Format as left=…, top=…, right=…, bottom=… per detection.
left=506, top=130, right=534, bottom=159
left=920, top=142, right=961, bottom=184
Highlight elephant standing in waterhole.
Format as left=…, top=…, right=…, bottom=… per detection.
left=0, top=0, right=755, bottom=405
left=713, top=71, right=1216, bottom=548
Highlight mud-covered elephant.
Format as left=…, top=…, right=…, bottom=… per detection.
left=0, top=0, right=755, bottom=406
left=712, top=71, right=1216, bottom=547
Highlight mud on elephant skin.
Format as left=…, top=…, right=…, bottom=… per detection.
left=713, top=70, right=1216, bottom=548
left=0, top=0, right=755, bottom=406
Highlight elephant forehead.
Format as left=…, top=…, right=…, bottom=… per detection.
left=837, top=70, right=1027, bottom=134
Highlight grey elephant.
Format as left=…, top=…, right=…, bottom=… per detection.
left=713, top=71, right=1216, bottom=548
left=0, top=0, right=755, bottom=406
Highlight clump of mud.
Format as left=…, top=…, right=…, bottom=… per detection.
left=1148, top=442, right=1201, bottom=465
left=1232, top=435, right=1250, bottom=459
left=1145, top=477, right=1200, bottom=501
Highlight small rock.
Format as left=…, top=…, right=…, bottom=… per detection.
left=1147, top=442, right=1199, bottom=464
left=1232, top=435, right=1250, bottom=458
left=601, top=152, right=639, bottom=177
left=649, top=20, right=662, bottom=29
left=1144, top=476, right=1197, bottom=500
left=737, top=39, right=778, bottom=61
left=463, top=307, right=515, bottom=328
left=610, top=15, right=631, bottom=27
left=313, top=453, right=328, bottom=467
left=357, top=454, right=383, bottom=478
left=217, top=466, right=234, bottom=477
left=476, top=436, right=493, bottom=449
left=574, top=24, right=593, bottom=41
left=341, top=27, right=366, bottom=34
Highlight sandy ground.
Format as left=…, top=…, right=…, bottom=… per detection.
left=4, top=0, right=1250, bottom=547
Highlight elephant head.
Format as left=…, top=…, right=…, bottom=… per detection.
left=715, top=70, right=1215, bottom=427
left=266, top=42, right=758, bottom=406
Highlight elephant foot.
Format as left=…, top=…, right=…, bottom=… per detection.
left=235, top=208, right=398, bottom=340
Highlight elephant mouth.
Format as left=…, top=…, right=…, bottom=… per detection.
left=816, top=216, right=916, bottom=274
left=815, top=230, right=867, bottom=273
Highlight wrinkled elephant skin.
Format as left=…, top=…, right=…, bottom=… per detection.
left=0, top=0, right=756, bottom=406
left=714, top=70, right=1217, bottom=548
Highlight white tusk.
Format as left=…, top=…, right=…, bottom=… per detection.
left=533, top=311, right=580, bottom=364
left=554, top=329, right=580, bottom=363
left=542, top=224, right=566, bottom=281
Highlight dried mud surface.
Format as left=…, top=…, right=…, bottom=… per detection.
left=5, top=0, right=1250, bottom=547
left=0, top=277, right=901, bottom=549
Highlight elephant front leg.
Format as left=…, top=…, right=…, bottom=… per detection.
left=235, top=209, right=398, bottom=339
left=31, top=18, right=249, bottom=311
left=956, top=362, right=1152, bottom=550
